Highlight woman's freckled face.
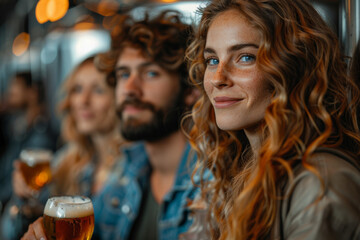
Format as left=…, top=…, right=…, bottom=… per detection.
left=203, top=9, right=272, bottom=131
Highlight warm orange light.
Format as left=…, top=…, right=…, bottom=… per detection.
left=35, top=172, right=50, bottom=188
left=47, top=0, right=69, bottom=22
left=73, top=22, right=96, bottom=30
left=12, top=32, right=30, bottom=56
left=35, top=0, right=49, bottom=24
left=96, top=1, right=118, bottom=16
left=161, top=0, right=178, bottom=2
left=35, top=0, right=69, bottom=23
left=85, top=0, right=118, bottom=16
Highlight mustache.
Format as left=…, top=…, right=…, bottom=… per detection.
left=116, top=96, right=156, bottom=117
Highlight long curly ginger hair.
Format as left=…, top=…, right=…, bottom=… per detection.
left=185, top=0, right=360, bottom=239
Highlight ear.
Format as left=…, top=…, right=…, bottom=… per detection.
left=184, top=87, right=201, bottom=107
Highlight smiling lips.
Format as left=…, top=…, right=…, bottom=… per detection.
left=213, top=96, right=243, bottom=108
left=78, top=111, right=94, bottom=119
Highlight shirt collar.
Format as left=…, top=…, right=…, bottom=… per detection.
left=122, top=142, right=151, bottom=179
left=172, top=143, right=198, bottom=189
left=121, top=141, right=199, bottom=189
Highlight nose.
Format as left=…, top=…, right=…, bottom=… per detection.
left=210, top=62, right=232, bottom=89
left=79, top=89, right=91, bottom=105
left=121, top=73, right=142, bottom=98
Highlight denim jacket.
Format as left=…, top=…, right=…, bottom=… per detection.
left=94, top=142, right=200, bottom=240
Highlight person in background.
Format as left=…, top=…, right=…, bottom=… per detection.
left=1, top=56, right=123, bottom=240
left=0, top=72, right=55, bottom=212
left=351, top=41, right=360, bottom=87
left=22, top=10, right=201, bottom=240
left=186, top=0, right=360, bottom=239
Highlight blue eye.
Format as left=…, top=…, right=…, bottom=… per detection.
left=115, top=70, right=130, bottom=81
left=205, top=58, right=219, bottom=66
left=146, top=71, right=159, bottom=78
left=239, top=55, right=255, bottom=63
left=94, top=86, right=105, bottom=94
left=117, top=72, right=130, bottom=81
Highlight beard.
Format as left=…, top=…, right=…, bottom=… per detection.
left=116, top=91, right=185, bottom=142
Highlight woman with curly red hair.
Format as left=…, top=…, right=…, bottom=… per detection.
left=186, top=0, right=360, bottom=239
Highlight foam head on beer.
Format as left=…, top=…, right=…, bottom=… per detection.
left=44, top=196, right=94, bottom=218
left=20, top=149, right=53, bottom=166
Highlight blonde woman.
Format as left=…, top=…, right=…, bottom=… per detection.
left=186, top=0, right=360, bottom=239
left=1, top=56, right=123, bottom=240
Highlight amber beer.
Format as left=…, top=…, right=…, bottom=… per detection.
left=43, top=196, right=94, bottom=240
left=19, top=149, right=52, bottom=191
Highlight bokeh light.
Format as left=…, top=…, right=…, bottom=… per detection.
left=97, top=1, right=118, bottom=16
left=85, top=0, right=119, bottom=17
left=35, top=0, right=69, bottom=24
left=47, top=0, right=69, bottom=22
left=73, top=22, right=96, bottom=30
left=35, top=0, right=49, bottom=24
left=12, top=32, right=30, bottom=56
left=35, top=172, right=50, bottom=188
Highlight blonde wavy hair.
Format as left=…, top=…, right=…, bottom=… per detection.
left=52, top=57, right=121, bottom=195
left=186, top=0, right=360, bottom=239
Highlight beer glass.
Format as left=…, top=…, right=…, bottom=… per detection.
left=43, top=196, right=94, bottom=240
left=19, top=148, right=53, bottom=191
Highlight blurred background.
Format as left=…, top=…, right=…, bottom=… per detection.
left=0, top=0, right=359, bottom=138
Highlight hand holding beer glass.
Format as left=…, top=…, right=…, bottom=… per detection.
left=43, top=196, right=94, bottom=240
left=14, top=149, right=52, bottom=198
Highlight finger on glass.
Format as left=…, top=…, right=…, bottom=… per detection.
left=21, top=217, right=47, bottom=240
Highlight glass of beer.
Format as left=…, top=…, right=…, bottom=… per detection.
left=19, top=148, right=53, bottom=191
left=43, top=196, right=94, bottom=240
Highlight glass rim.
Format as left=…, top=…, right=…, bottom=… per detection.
left=20, top=148, right=53, bottom=164
left=46, top=196, right=92, bottom=205
left=44, top=196, right=94, bottom=218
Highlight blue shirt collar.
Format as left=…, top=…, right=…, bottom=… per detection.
left=121, top=142, right=151, bottom=180
left=121, top=141, right=197, bottom=189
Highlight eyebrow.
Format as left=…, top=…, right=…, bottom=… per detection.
left=204, top=43, right=259, bottom=55
left=115, top=62, right=156, bottom=72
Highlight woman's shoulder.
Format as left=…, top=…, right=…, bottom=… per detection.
left=279, top=148, right=360, bottom=238
left=288, top=147, right=360, bottom=198
left=289, top=148, right=359, bottom=181
left=277, top=148, right=360, bottom=239
left=310, top=147, right=360, bottom=171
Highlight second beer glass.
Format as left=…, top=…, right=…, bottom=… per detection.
left=19, top=148, right=52, bottom=191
